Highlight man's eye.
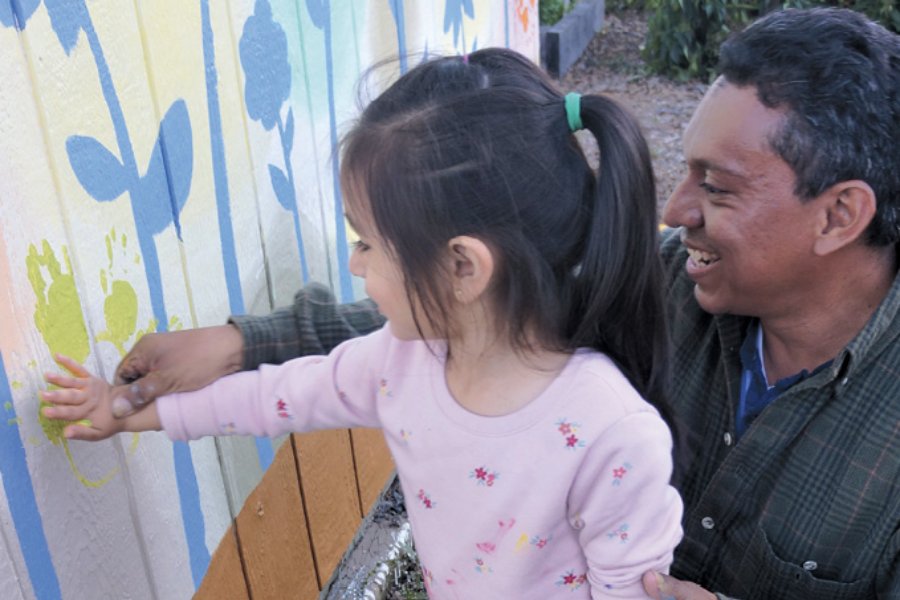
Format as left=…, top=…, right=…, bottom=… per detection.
left=699, top=182, right=726, bottom=194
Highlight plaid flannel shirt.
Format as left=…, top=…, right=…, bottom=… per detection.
left=231, top=229, right=900, bottom=599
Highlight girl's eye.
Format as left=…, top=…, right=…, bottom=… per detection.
left=352, top=240, right=371, bottom=252
left=699, top=181, right=726, bottom=195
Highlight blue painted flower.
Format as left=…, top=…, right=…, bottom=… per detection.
left=444, top=0, right=474, bottom=48
left=1, top=0, right=86, bottom=55
left=240, top=0, right=290, bottom=131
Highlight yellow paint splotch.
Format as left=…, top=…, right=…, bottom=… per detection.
left=96, top=229, right=142, bottom=357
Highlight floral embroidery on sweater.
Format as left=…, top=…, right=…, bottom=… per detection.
left=275, top=398, right=292, bottom=420
left=607, top=523, right=629, bottom=543
left=556, top=570, right=587, bottom=590
left=417, top=488, right=435, bottom=509
left=470, top=466, right=499, bottom=486
left=612, top=462, right=633, bottom=486
left=555, top=418, right=586, bottom=450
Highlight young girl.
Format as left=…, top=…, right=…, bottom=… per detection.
left=43, top=48, right=682, bottom=598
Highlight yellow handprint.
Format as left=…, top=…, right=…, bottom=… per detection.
left=96, top=228, right=157, bottom=355
left=26, top=240, right=119, bottom=487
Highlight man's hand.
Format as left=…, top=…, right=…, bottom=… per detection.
left=642, top=571, right=717, bottom=600
left=110, top=325, right=244, bottom=417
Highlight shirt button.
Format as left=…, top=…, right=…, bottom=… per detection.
left=802, top=560, right=818, bottom=571
left=701, top=516, right=715, bottom=530
left=723, top=432, right=733, bottom=446
left=841, top=377, right=849, bottom=386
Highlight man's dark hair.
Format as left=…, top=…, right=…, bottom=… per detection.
left=718, top=8, right=900, bottom=245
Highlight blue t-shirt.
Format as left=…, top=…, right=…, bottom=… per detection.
left=737, top=322, right=831, bottom=438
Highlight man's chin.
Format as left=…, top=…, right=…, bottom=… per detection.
left=693, top=286, right=731, bottom=316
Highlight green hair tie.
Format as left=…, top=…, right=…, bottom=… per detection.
left=565, top=92, right=583, bottom=132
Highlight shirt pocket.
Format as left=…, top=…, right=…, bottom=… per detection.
left=735, top=527, right=871, bottom=600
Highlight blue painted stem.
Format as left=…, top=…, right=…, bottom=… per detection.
left=201, top=0, right=245, bottom=316
left=0, top=353, right=61, bottom=599
left=321, top=11, right=353, bottom=301
left=277, top=112, right=309, bottom=281
left=82, top=8, right=208, bottom=585
left=82, top=17, right=169, bottom=331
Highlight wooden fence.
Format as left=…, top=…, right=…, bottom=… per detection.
left=0, top=2, right=537, bottom=598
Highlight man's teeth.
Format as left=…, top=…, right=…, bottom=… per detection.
left=688, top=248, right=719, bottom=265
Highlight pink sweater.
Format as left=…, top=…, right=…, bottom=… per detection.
left=158, top=325, right=683, bottom=599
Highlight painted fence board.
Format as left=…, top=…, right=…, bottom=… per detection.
left=0, top=10, right=159, bottom=598
left=0, top=1, right=539, bottom=596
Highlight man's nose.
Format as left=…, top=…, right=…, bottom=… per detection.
left=662, top=179, right=703, bottom=229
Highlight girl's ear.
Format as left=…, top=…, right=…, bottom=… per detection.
left=447, top=236, right=495, bottom=303
left=813, top=180, right=877, bottom=256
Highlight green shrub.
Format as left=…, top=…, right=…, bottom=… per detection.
left=642, top=0, right=900, bottom=80
left=540, top=0, right=568, bottom=25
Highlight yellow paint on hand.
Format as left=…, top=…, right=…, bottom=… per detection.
left=11, top=381, right=22, bottom=390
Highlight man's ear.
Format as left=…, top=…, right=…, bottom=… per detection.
left=813, top=180, right=877, bottom=256
left=446, top=236, right=495, bottom=303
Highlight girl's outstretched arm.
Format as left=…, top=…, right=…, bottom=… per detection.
left=42, top=354, right=161, bottom=441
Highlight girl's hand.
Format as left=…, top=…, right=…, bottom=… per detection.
left=42, top=354, right=125, bottom=442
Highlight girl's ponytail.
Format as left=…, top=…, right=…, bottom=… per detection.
left=568, top=93, right=674, bottom=433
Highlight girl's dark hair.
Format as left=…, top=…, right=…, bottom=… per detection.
left=341, top=48, right=673, bottom=434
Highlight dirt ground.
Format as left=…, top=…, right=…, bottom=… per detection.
left=560, top=10, right=708, bottom=209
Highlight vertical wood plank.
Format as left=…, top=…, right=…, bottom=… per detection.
left=292, top=430, right=362, bottom=586
left=350, top=428, right=395, bottom=516
left=235, top=435, right=319, bottom=599
left=194, top=527, right=249, bottom=600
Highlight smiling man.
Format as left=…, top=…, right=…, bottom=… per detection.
left=107, top=7, right=898, bottom=600
left=646, top=8, right=900, bottom=599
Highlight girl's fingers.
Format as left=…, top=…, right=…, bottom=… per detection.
left=54, top=354, right=91, bottom=378
left=41, top=387, right=87, bottom=406
left=63, top=423, right=107, bottom=442
left=41, top=403, right=91, bottom=422
left=44, top=372, right=90, bottom=391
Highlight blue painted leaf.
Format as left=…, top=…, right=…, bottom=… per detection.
left=284, top=108, right=294, bottom=154
left=305, top=0, right=328, bottom=30
left=44, top=0, right=88, bottom=54
left=158, top=99, right=193, bottom=218
left=443, top=0, right=474, bottom=47
left=0, top=0, right=40, bottom=29
left=141, top=99, right=193, bottom=236
left=268, top=164, right=293, bottom=211
left=66, top=135, right=127, bottom=201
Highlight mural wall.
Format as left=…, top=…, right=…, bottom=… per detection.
left=0, top=0, right=539, bottom=598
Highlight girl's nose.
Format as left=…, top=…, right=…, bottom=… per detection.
left=662, top=178, right=704, bottom=230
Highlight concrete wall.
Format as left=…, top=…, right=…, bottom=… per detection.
left=0, top=1, right=539, bottom=598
